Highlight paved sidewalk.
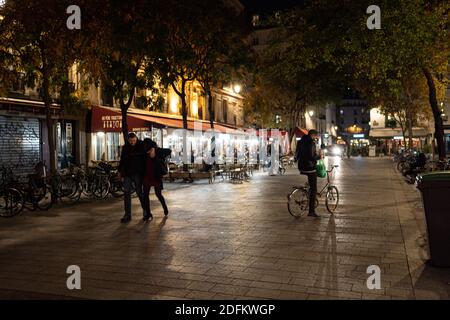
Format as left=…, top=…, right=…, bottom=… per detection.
left=0, top=157, right=449, bottom=300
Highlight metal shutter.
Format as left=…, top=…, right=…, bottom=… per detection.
left=0, top=116, right=41, bottom=177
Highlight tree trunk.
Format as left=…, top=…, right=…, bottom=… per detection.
left=423, top=68, right=446, bottom=160
left=407, top=110, right=414, bottom=150
left=41, top=61, right=56, bottom=175
left=121, top=105, right=129, bottom=142
left=120, top=87, right=136, bottom=143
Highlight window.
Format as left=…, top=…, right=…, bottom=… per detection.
left=223, top=100, right=228, bottom=123
left=107, top=133, right=121, bottom=161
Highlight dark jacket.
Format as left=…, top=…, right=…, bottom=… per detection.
left=296, top=135, right=321, bottom=172
left=118, top=140, right=146, bottom=177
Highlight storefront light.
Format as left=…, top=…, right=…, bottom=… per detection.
left=97, top=131, right=105, bottom=138
left=308, top=110, right=314, bottom=117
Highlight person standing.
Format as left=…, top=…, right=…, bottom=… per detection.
left=295, top=130, right=322, bottom=218
left=142, top=139, right=171, bottom=221
left=118, top=132, right=146, bottom=223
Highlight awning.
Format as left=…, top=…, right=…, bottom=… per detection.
left=369, top=127, right=429, bottom=138
left=91, top=105, right=245, bottom=134
left=295, top=127, right=309, bottom=137
left=91, top=105, right=161, bottom=132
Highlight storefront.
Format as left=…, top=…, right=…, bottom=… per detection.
left=369, top=127, right=430, bottom=155
left=88, top=105, right=253, bottom=165
left=445, top=128, right=450, bottom=154
left=0, top=97, right=85, bottom=173
left=88, top=105, right=164, bottom=162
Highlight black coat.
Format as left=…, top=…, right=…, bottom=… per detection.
left=296, top=135, right=321, bottom=172
left=118, top=140, right=146, bottom=177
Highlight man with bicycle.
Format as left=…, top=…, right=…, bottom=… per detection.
left=295, top=129, right=323, bottom=218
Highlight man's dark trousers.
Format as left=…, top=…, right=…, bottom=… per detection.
left=123, top=173, right=145, bottom=217
left=306, top=172, right=318, bottom=213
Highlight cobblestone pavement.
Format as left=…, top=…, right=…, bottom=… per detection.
left=0, top=157, right=449, bottom=300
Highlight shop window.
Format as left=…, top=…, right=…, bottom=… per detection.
left=107, top=133, right=121, bottom=161
left=95, top=133, right=106, bottom=161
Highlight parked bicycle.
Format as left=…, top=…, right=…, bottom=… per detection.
left=0, top=166, right=24, bottom=218
left=287, top=165, right=340, bottom=217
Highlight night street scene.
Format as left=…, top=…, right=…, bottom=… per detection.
left=1, top=0, right=450, bottom=310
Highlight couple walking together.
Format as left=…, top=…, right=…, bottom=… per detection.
left=118, top=133, right=171, bottom=223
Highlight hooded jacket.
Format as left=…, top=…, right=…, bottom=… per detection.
left=296, top=134, right=321, bottom=173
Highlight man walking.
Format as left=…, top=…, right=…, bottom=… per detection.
left=296, top=130, right=322, bottom=218
left=118, top=132, right=146, bottom=223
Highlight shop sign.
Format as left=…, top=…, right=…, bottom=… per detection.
left=101, top=115, right=122, bottom=130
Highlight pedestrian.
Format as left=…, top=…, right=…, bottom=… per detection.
left=295, top=129, right=322, bottom=218
left=118, top=132, right=146, bottom=223
left=141, top=138, right=171, bottom=221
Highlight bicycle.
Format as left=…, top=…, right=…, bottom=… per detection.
left=287, top=165, right=339, bottom=217
left=0, top=166, right=24, bottom=218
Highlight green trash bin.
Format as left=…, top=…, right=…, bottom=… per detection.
left=416, top=172, right=450, bottom=267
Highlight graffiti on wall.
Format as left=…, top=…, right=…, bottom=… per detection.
left=0, top=117, right=41, bottom=176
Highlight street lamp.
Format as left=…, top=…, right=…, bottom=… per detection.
left=233, top=84, right=242, bottom=94
left=308, top=110, right=314, bottom=117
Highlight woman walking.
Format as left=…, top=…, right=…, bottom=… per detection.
left=142, top=138, right=171, bottom=222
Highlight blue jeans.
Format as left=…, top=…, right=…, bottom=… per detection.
left=123, top=174, right=145, bottom=217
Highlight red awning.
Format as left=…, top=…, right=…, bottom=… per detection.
left=295, top=127, right=309, bottom=137
left=91, top=105, right=245, bottom=134
left=91, top=106, right=156, bottom=132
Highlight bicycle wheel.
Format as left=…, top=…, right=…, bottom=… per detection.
left=0, top=188, right=24, bottom=218
left=93, top=175, right=111, bottom=199
left=325, top=186, right=339, bottom=214
left=287, top=188, right=309, bottom=218
left=59, top=175, right=78, bottom=198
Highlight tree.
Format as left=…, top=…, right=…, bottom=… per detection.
left=0, top=0, right=79, bottom=173
left=195, top=2, right=251, bottom=131
left=290, top=0, right=450, bottom=159
left=362, top=73, right=433, bottom=150
left=246, top=10, right=346, bottom=139
left=79, top=0, right=166, bottom=140
left=155, top=0, right=249, bottom=167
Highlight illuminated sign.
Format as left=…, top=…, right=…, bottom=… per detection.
left=353, top=134, right=365, bottom=138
